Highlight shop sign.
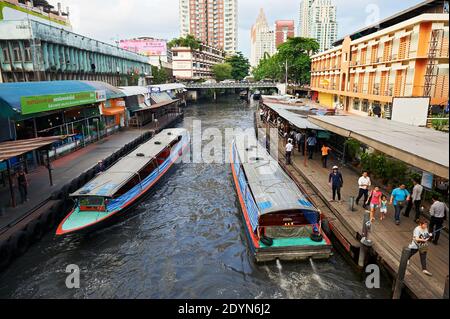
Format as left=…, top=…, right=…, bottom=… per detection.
left=21, top=91, right=105, bottom=115
left=421, top=171, right=434, bottom=190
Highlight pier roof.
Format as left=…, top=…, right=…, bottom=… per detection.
left=264, top=102, right=325, bottom=131
left=308, top=115, right=449, bottom=179
left=0, top=81, right=125, bottom=119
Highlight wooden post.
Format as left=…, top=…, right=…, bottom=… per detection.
left=444, top=275, right=449, bottom=299
left=392, top=247, right=411, bottom=299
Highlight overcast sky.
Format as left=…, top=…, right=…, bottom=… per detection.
left=59, top=0, right=423, bottom=57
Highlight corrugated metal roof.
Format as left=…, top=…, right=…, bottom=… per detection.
left=118, top=86, right=150, bottom=97
left=0, top=135, right=73, bottom=162
left=149, top=83, right=186, bottom=92
left=234, top=133, right=318, bottom=215
left=264, top=103, right=325, bottom=131
left=309, top=115, right=449, bottom=178
left=71, top=128, right=187, bottom=197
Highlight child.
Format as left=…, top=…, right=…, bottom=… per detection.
left=380, top=195, right=388, bottom=220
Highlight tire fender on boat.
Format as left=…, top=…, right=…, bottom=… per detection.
left=310, top=233, right=323, bottom=242
left=321, top=219, right=331, bottom=236
left=261, top=236, right=273, bottom=246
left=9, top=230, right=30, bottom=257
left=0, top=240, right=12, bottom=269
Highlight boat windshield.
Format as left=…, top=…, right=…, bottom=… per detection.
left=78, top=197, right=106, bottom=212
left=258, top=210, right=320, bottom=238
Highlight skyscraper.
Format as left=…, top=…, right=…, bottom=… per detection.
left=250, top=8, right=276, bottom=68
left=298, top=0, right=338, bottom=52
left=179, top=0, right=238, bottom=54
left=275, top=20, right=295, bottom=47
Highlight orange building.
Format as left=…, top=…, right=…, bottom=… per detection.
left=310, top=0, right=449, bottom=117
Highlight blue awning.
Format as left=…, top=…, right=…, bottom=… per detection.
left=0, top=80, right=125, bottom=120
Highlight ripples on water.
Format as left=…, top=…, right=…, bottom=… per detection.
left=0, top=96, right=390, bottom=299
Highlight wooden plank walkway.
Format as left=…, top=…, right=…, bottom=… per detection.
left=256, top=115, right=448, bottom=299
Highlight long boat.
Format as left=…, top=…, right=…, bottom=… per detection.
left=56, top=128, right=190, bottom=236
left=230, top=133, right=332, bottom=262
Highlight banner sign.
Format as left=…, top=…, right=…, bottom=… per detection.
left=21, top=90, right=106, bottom=115
left=421, top=171, right=434, bottom=190
left=119, top=39, right=167, bottom=56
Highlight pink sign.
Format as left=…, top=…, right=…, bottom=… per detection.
left=119, top=39, right=167, bottom=56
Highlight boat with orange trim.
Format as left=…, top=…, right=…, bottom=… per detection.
left=230, top=133, right=332, bottom=262
left=56, top=128, right=190, bottom=236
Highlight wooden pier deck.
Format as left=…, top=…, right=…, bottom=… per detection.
left=256, top=115, right=449, bottom=299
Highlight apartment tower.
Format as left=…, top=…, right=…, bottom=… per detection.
left=179, top=0, right=238, bottom=54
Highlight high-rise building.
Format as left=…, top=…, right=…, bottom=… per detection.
left=179, top=0, right=237, bottom=55
left=298, top=0, right=338, bottom=52
left=275, top=20, right=295, bottom=47
left=250, top=9, right=275, bottom=68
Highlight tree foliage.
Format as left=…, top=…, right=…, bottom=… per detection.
left=225, top=52, right=250, bottom=80
left=252, top=37, right=319, bottom=84
left=168, top=34, right=201, bottom=50
left=151, top=65, right=169, bottom=84
left=211, top=63, right=232, bottom=81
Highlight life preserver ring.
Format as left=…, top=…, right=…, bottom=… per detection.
left=310, top=233, right=323, bottom=242
left=0, top=240, right=12, bottom=269
left=261, top=236, right=274, bottom=246
left=9, top=230, right=29, bottom=257
left=26, top=218, right=44, bottom=240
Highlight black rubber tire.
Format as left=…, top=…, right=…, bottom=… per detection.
left=9, top=230, right=30, bottom=257
left=50, top=190, right=62, bottom=200
left=0, top=240, right=12, bottom=270
left=60, top=184, right=71, bottom=199
left=42, top=207, right=57, bottom=231
left=26, top=219, right=44, bottom=241
left=68, top=179, right=79, bottom=193
left=310, top=233, right=324, bottom=242
left=322, top=219, right=331, bottom=236
left=87, top=168, right=96, bottom=180
left=260, top=236, right=274, bottom=247
left=76, top=175, right=85, bottom=189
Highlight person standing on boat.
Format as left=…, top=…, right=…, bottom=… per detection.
left=407, top=218, right=433, bottom=277
left=285, top=139, right=294, bottom=165
left=328, top=166, right=344, bottom=202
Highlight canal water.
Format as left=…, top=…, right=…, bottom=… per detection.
left=0, top=95, right=391, bottom=299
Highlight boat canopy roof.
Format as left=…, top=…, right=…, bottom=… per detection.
left=234, top=133, right=318, bottom=216
left=71, top=128, right=187, bottom=198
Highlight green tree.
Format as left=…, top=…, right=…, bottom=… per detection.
left=252, top=37, right=319, bottom=84
left=211, top=63, right=232, bottom=81
left=168, top=34, right=201, bottom=50
left=151, top=65, right=168, bottom=84
left=225, top=52, right=250, bottom=80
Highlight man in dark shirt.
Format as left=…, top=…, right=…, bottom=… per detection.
left=328, top=166, right=344, bottom=202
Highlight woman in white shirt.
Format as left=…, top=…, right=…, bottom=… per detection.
left=408, top=218, right=433, bottom=276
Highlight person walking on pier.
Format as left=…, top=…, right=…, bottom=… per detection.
left=307, top=134, right=317, bottom=160
left=408, top=218, right=433, bottom=276
left=428, top=194, right=448, bottom=245
left=16, top=168, right=29, bottom=204
left=285, top=139, right=294, bottom=165
left=321, top=144, right=331, bottom=168
left=405, top=179, right=423, bottom=222
left=390, top=184, right=411, bottom=225
left=329, top=166, right=344, bottom=202
left=367, top=186, right=382, bottom=222
left=259, top=108, right=265, bottom=121
left=356, top=172, right=371, bottom=209
left=295, top=131, right=303, bottom=153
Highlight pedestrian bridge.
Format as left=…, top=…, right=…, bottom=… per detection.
left=184, top=82, right=284, bottom=90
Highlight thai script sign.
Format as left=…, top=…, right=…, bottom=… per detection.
left=21, top=90, right=106, bottom=115
left=119, top=39, right=167, bottom=57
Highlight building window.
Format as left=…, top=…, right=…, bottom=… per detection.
left=24, top=42, right=32, bottom=62
left=353, top=98, right=360, bottom=111
left=361, top=99, right=369, bottom=112
left=13, top=46, right=22, bottom=62
left=1, top=47, right=10, bottom=63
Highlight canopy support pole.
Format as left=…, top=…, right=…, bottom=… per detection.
left=47, top=149, right=53, bottom=186
left=6, top=160, right=16, bottom=208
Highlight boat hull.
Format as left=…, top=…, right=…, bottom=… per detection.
left=56, top=134, right=190, bottom=236
left=230, top=142, right=332, bottom=262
